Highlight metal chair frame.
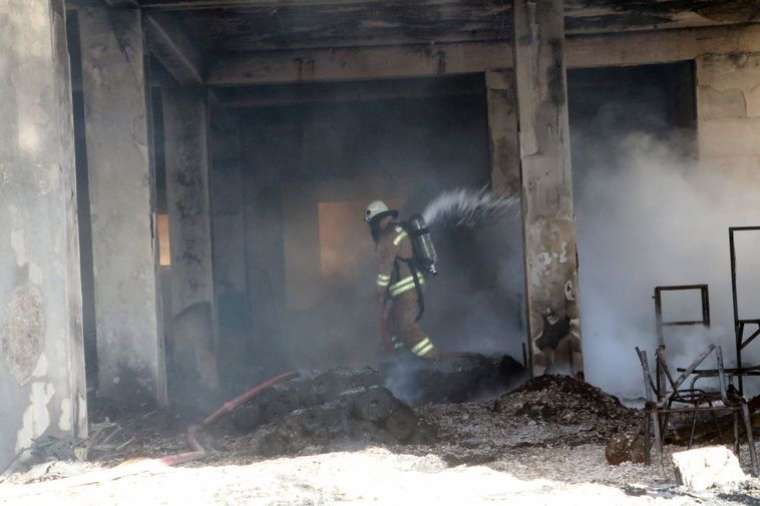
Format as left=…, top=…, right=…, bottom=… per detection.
left=729, top=226, right=760, bottom=394
left=636, top=344, right=758, bottom=476
left=653, top=284, right=710, bottom=395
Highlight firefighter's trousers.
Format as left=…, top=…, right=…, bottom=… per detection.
left=387, top=290, right=436, bottom=357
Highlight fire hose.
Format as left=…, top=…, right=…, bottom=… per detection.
left=0, top=371, right=298, bottom=496
left=159, top=370, right=297, bottom=466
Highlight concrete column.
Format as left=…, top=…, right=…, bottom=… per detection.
left=209, top=109, right=246, bottom=308
left=162, top=89, right=218, bottom=390
left=209, top=109, right=249, bottom=345
left=0, top=0, right=87, bottom=470
left=513, top=0, right=582, bottom=376
left=78, top=6, right=165, bottom=404
left=486, top=69, right=521, bottom=196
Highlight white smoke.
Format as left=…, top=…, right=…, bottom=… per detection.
left=575, top=132, right=760, bottom=399
left=422, top=187, right=519, bottom=228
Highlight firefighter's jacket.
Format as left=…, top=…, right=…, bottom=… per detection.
left=375, top=222, right=435, bottom=358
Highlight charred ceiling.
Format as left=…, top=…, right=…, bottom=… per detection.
left=136, top=0, right=760, bottom=54
left=124, top=0, right=760, bottom=85
left=174, top=2, right=511, bottom=53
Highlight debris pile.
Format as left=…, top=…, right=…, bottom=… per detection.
left=230, top=367, right=383, bottom=432
left=494, top=374, right=640, bottom=442
left=225, top=354, right=525, bottom=458
left=416, top=374, right=643, bottom=466
left=225, top=368, right=432, bottom=457
left=247, top=386, right=434, bottom=457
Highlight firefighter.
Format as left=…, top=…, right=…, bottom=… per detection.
left=365, top=200, right=437, bottom=359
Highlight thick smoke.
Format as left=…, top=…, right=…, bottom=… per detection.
left=219, top=86, right=527, bottom=390
left=575, top=131, right=760, bottom=398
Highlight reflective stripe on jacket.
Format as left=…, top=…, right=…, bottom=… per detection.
left=388, top=273, right=425, bottom=298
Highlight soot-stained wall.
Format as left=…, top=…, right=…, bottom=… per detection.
left=0, top=0, right=87, bottom=472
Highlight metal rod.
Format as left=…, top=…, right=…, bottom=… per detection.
left=741, top=328, right=760, bottom=350
left=742, top=402, right=759, bottom=476
left=671, top=344, right=716, bottom=393
left=716, top=345, right=727, bottom=403
left=636, top=347, right=655, bottom=402
left=654, top=284, right=710, bottom=291
left=654, top=289, right=664, bottom=394
left=662, top=321, right=712, bottom=327
left=729, top=228, right=744, bottom=393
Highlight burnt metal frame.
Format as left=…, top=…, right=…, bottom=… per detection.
left=636, top=344, right=758, bottom=476
left=653, top=284, right=710, bottom=396
left=730, top=226, right=760, bottom=393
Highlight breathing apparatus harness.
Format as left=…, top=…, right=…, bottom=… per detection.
left=391, top=214, right=438, bottom=322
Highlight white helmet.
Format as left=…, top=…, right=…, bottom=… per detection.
left=365, top=200, right=398, bottom=223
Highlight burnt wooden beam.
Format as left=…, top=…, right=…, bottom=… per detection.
left=207, top=41, right=512, bottom=86
left=145, top=12, right=204, bottom=84
left=139, top=0, right=466, bottom=10
left=102, top=0, right=140, bottom=7
left=66, top=0, right=109, bottom=8
left=214, top=75, right=483, bottom=108
left=205, top=24, right=760, bottom=86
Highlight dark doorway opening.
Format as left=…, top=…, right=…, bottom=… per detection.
left=209, top=75, right=526, bottom=394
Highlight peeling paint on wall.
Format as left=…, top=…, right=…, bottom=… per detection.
left=0, top=0, right=87, bottom=473
left=58, top=398, right=72, bottom=432
left=14, top=382, right=55, bottom=454
left=32, top=353, right=48, bottom=378
left=8, top=205, right=26, bottom=266
left=1, top=284, right=44, bottom=385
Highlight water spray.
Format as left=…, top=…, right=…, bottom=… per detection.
left=422, top=187, right=518, bottom=228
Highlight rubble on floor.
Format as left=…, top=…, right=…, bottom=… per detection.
left=606, top=431, right=649, bottom=465
left=418, top=374, right=643, bottom=465
left=224, top=354, right=524, bottom=457
left=228, top=371, right=643, bottom=464
left=244, top=386, right=435, bottom=457
left=495, top=374, right=640, bottom=441
left=5, top=367, right=760, bottom=504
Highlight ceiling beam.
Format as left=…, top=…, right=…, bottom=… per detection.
left=103, top=0, right=140, bottom=7
left=208, top=41, right=512, bottom=86
left=66, top=0, right=109, bottom=9
left=206, top=24, right=760, bottom=87
left=216, top=77, right=483, bottom=108
left=139, top=0, right=468, bottom=10
left=145, top=12, right=204, bottom=85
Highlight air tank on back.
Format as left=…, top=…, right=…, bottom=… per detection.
left=408, top=214, right=439, bottom=276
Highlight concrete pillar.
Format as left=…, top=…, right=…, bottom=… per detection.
left=0, top=0, right=87, bottom=470
left=162, top=89, right=217, bottom=389
left=513, top=0, right=582, bottom=376
left=208, top=109, right=249, bottom=346
left=486, top=69, right=521, bottom=196
left=78, top=6, right=165, bottom=404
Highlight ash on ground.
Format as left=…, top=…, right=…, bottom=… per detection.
left=5, top=364, right=760, bottom=505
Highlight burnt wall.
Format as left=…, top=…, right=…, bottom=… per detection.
left=0, top=0, right=87, bottom=471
